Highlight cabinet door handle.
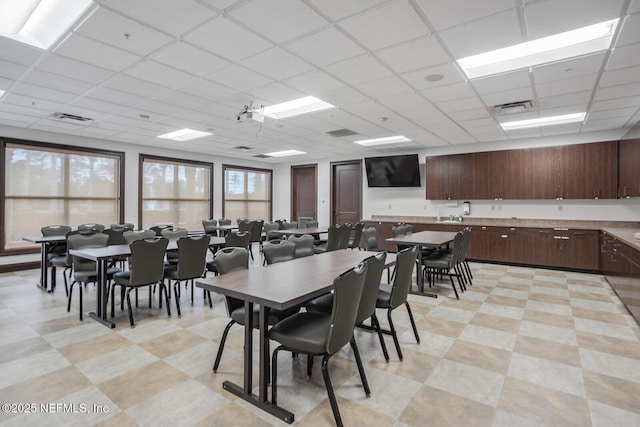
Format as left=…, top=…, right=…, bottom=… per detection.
left=562, top=236, right=569, bottom=240
left=573, top=232, right=584, bottom=236
left=500, top=235, right=508, bottom=238
left=539, top=230, right=549, bottom=234
left=554, top=227, right=569, bottom=231
left=553, top=236, right=562, bottom=240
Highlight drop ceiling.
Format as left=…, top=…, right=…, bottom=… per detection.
left=0, top=0, right=639, bottom=163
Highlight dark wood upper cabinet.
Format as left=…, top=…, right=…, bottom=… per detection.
left=425, top=141, right=618, bottom=200
left=619, top=138, right=640, bottom=198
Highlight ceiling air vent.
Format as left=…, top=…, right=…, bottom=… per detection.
left=325, top=128, right=359, bottom=138
left=234, top=145, right=254, bottom=151
left=492, top=100, right=534, bottom=115
left=253, top=154, right=270, bottom=158
left=49, top=112, right=94, bottom=123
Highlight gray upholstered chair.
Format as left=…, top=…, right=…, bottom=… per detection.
left=288, top=234, right=315, bottom=258
left=42, top=225, right=72, bottom=294
left=110, top=223, right=134, bottom=231
left=376, top=246, right=420, bottom=360
left=104, top=228, right=127, bottom=245
left=150, top=225, right=172, bottom=236
left=164, top=235, right=209, bottom=316
left=112, top=237, right=170, bottom=327
left=337, top=223, right=352, bottom=249
left=77, top=223, right=105, bottom=233
left=269, top=263, right=369, bottom=426
left=349, top=221, right=365, bottom=250
left=123, top=229, right=156, bottom=243
left=262, top=221, right=280, bottom=243
left=362, top=226, right=379, bottom=251
left=218, top=218, right=232, bottom=226
left=202, top=218, right=218, bottom=236
left=206, top=231, right=251, bottom=275
left=423, top=231, right=465, bottom=299
left=313, top=224, right=342, bottom=254
left=305, top=251, right=390, bottom=361
left=248, top=219, right=264, bottom=260
left=66, top=233, right=121, bottom=320
left=281, top=221, right=298, bottom=230
left=161, top=227, right=188, bottom=265
left=262, top=240, right=296, bottom=265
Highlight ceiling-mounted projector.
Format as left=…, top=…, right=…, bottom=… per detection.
left=236, top=101, right=264, bottom=123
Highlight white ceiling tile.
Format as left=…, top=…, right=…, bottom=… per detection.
left=285, top=69, right=344, bottom=95
left=247, top=83, right=304, bottom=104
left=153, top=91, right=211, bottom=110
left=536, top=74, right=598, bottom=98
left=184, top=16, right=273, bottom=62
left=97, top=0, right=217, bottom=36
left=76, top=7, right=174, bottom=56
left=596, top=82, right=640, bottom=100
left=324, top=54, right=392, bottom=86
left=102, top=75, right=171, bottom=99
left=480, top=87, right=534, bottom=107
left=588, top=107, right=638, bottom=120
left=0, top=60, right=27, bottom=80
left=286, top=27, right=365, bottom=67
left=230, top=0, right=327, bottom=43
left=0, top=110, right=41, bottom=124
left=448, top=108, right=492, bottom=122
left=591, top=96, right=640, bottom=111
left=415, top=0, right=515, bottom=31
left=178, top=79, right=239, bottom=102
left=606, top=42, right=640, bottom=70
left=54, top=34, right=140, bottom=72
left=124, top=60, right=196, bottom=89
left=439, top=9, right=523, bottom=58
left=402, top=62, right=466, bottom=91
left=22, top=70, right=94, bottom=96
left=36, top=54, right=115, bottom=85
left=377, top=92, right=438, bottom=119
left=471, top=70, right=531, bottom=94
left=533, top=53, right=607, bottom=83
left=306, top=0, right=388, bottom=21
left=422, top=82, right=477, bottom=103
left=150, top=42, right=230, bottom=77
left=541, top=122, right=583, bottom=136
left=11, top=82, right=77, bottom=104
left=375, top=35, right=450, bottom=74
left=206, top=64, right=273, bottom=92
left=339, top=1, right=429, bottom=51
left=73, top=96, right=132, bottom=115
left=0, top=37, right=42, bottom=67
left=241, top=47, right=313, bottom=81
left=582, top=117, right=631, bottom=131
left=354, top=76, right=413, bottom=100
left=538, top=91, right=591, bottom=109
left=2, top=93, right=66, bottom=113
left=316, top=86, right=373, bottom=109
left=86, top=87, right=148, bottom=107
left=600, top=66, right=640, bottom=87
left=435, top=96, right=485, bottom=113
left=614, top=13, right=640, bottom=47
left=524, top=0, right=625, bottom=39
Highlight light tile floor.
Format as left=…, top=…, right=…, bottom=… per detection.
left=1, top=260, right=640, bottom=426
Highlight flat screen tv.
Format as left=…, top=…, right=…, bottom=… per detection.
left=364, top=154, right=421, bottom=187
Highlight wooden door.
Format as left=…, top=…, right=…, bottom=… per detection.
left=291, top=164, right=317, bottom=221
left=331, top=161, right=362, bottom=225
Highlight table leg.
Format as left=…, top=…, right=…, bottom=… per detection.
left=411, top=245, right=437, bottom=298
left=36, top=242, right=51, bottom=293
left=88, top=259, right=116, bottom=328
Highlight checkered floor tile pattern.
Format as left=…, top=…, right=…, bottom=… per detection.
left=1, top=258, right=640, bottom=426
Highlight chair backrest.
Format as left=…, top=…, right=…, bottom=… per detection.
left=403, top=223, right=414, bottom=234
left=110, top=223, right=134, bottom=231
left=325, top=225, right=342, bottom=252
left=288, top=234, right=315, bottom=258
left=337, top=223, right=352, bottom=249
left=263, top=240, right=296, bottom=265
left=41, top=225, right=72, bottom=236
left=458, top=227, right=472, bottom=262
left=249, top=220, right=264, bottom=243
left=275, top=219, right=287, bottom=229
left=150, top=225, right=172, bottom=236
left=297, top=217, right=313, bottom=228
left=218, top=218, right=232, bottom=226
left=391, top=224, right=406, bottom=237
left=362, top=227, right=379, bottom=251
left=238, top=220, right=252, bottom=233
left=281, top=221, right=298, bottom=230
left=448, top=231, right=465, bottom=268
left=77, top=223, right=105, bottom=233
left=389, top=246, right=418, bottom=308
left=176, top=235, right=209, bottom=279
left=356, top=251, right=387, bottom=323
left=123, top=229, right=156, bottom=243
left=104, top=228, right=127, bottom=245
left=326, top=263, right=368, bottom=355
left=350, top=221, right=365, bottom=249
left=263, top=222, right=280, bottom=240
left=202, top=219, right=218, bottom=234
left=68, top=233, right=109, bottom=274
left=161, top=227, right=188, bottom=241
left=129, top=237, right=169, bottom=286
left=305, top=220, right=319, bottom=228
left=213, top=247, right=250, bottom=275
left=225, top=231, right=251, bottom=249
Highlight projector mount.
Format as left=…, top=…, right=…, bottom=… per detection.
left=236, top=101, right=264, bottom=123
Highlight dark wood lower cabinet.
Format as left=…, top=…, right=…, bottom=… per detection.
left=601, top=231, right=640, bottom=322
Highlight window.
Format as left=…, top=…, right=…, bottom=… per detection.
left=223, top=165, right=272, bottom=220
left=140, top=155, right=212, bottom=230
left=1, top=138, right=123, bottom=254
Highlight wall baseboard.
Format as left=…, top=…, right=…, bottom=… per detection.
left=0, top=261, right=40, bottom=273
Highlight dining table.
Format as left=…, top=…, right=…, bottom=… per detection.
left=69, top=235, right=226, bottom=328
left=385, top=230, right=457, bottom=297
left=22, top=235, right=68, bottom=292
left=268, top=226, right=329, bottom=238
left=195, top=249, right=396, bottom=424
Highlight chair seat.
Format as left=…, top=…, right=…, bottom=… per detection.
left=269, top=312, right=331, bottom=354
left=313, top=244, right=327, bottom=254
left=74, top=266, right=120, bottom=282
left=304, top=292, right=333, bottom=314
left=376, top=283, right=392, bottom=308
left=50, top=255, right=69, bottom=268
left=206, top=260, right=218, bottom=273
left=230, top=304, right=299, bottom=325
left=163, top=264, right=178, bottom=279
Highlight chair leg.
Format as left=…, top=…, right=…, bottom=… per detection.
left=190, top=279, right=194, bottom=305
left=371, top=314, right=390, bottom=362
left=387, top=308, right=403, bottom=361
left=349, top=337, right=370, bottom=397
left=173, top=281, right=182, bottom=317
left=79, top=283, right=83, bottom=320
left=111, top=284, right=115, bottom=318
left=307, top=355, right=313, bottom=377
left=213, top=320, right=236, bottom=372
left=404, top=302, right=420, bottom=344
left=271, top=346, right=283, bottom=404
left=67, top=281, right=74, bottom=313
left=207, top=291, right=213, bottom=308
left=126, top=288, right=135, bottom=327
left=448, top=274, right=460, bottom=299
left=321, top=354, right=343, bottom=427
left=161, top=282, right=171, bottom=318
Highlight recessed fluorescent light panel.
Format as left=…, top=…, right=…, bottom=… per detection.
left=157, top=128, right=212, bottom=141
left=458, top=18, right=619, bottom=79
left=262, top=96, right=335, bottom=119
left=354, top=136, right=411, bottom=146
left=265, top=150, right=307, bottom=157
left=500, top=112, right=586, bottom=130
left=0, top=0, right=94, bottom=49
